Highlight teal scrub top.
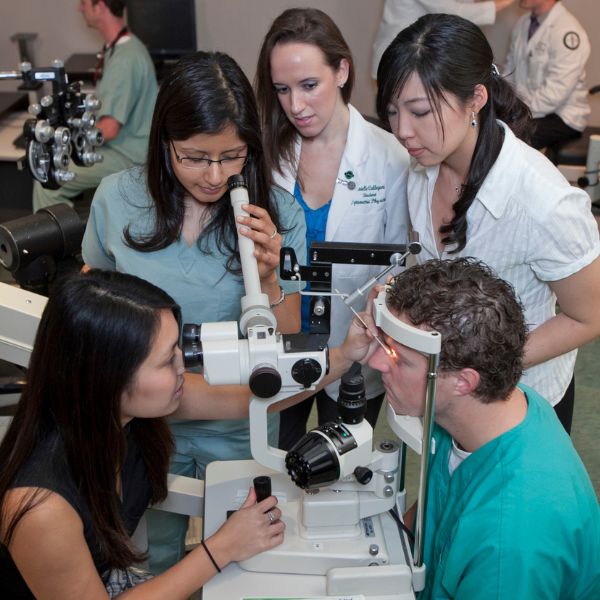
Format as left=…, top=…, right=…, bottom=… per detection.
left=96, top=35, right=157, bottom=164
left=82, top=167, right=307, bottom=446
left=421, top=385, right=600, bottom=599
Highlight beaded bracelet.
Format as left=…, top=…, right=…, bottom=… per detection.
left=269, top=285, right=286, bottom=307
left=201, top=539, right=221, bottom=573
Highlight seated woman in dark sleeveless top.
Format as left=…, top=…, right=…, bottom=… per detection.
left=0, top=270, right=284, bottom=598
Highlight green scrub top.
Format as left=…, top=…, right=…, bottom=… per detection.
left=96, top=35, right=157, bottom=164
left=422, top=385, right=600, bottom=599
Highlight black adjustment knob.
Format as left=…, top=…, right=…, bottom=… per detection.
left=286, top=432, right=340, bottom=489
left=577, top=176, right=590, bottom=188
left=291, top=358, right=323, bottom=387
left=337, top=362, right=366, bottom=424
left=23, top=118, right=37, bottom=142
left=354, top=466, right=373, bottom=485
left=253, top=476, right=272, bottom=502
left=249, top=366, right=282, bottom=398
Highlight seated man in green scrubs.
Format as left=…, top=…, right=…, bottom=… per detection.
left=32, top=0, right=157, bottom=212
left=343, top=257, right=600, bottom=599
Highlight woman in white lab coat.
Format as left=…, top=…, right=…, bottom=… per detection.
left=255, top=7, right=410, bottom=449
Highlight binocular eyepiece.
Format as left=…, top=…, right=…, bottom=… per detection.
left=182, top=323, right=203, bottom=368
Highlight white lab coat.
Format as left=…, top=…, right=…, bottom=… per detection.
left=273, top=104, right=410, bottom=399
left=504, top=2, right=590, bottom=131
left=372, top=0, right=496, bottom=78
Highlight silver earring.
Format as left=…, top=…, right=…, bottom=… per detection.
left=339, top=83, right=345, bottom=89
left=471, top=111, right=478, bottom=128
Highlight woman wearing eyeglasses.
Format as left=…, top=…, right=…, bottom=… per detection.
left=81, top=51, right=306, bottom=574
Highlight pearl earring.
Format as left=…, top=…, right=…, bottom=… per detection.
left=471, top=111, right=478, bottom=128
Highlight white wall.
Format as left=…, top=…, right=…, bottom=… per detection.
left=0, top=1, right=598, bottom=124
left=194, top=0, right=383, bottom=116
left=0, top=0, right=100, bottom=79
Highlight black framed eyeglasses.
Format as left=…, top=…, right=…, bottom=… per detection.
left=170, top=141, right=248, bottom=171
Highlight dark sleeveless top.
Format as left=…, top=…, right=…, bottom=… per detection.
left=0, top=427, right=152, bottom=598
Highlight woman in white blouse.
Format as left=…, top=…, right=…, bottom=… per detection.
left=376, top=13, right=600, bottom=433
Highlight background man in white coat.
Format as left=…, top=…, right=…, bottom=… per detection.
left=372, top=0, right=516, bottom=78
left=504, top=0, right=590, bottom=149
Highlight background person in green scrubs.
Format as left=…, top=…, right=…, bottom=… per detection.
left=33, top=0, right=157, bottom=211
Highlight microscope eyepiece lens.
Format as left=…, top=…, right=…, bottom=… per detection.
left=227, top=174, right=246, bottom=190
left=181, top=323, right=203, bottom=368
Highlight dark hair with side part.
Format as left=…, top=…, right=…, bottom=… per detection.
left=0, top=270, right=178, bottom=569
left=376, top=14, right=533, bottom=253
left=386, top=258, right=527, bottom=402
left=125, top=51, right=280, bottom=274
left=255, top=7, right=355, bottom=179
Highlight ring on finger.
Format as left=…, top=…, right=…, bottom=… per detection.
left=267, top=510, right=276, bottom=523
left=269, top=229, right=278, bottom=240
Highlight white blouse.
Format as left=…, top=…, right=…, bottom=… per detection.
left=407, top=122, right=600, bottom=405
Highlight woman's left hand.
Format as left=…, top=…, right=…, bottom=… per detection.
left=208, top=487, right=285, bottom=565
left=237, top=204, right=281, bottom=280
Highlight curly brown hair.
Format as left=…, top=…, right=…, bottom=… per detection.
left=387, top=258, right=527, bottom=402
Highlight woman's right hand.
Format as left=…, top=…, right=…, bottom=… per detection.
left=205, top=487, right=285, bottom=567
left=340, top=285, right=384, bottom=364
